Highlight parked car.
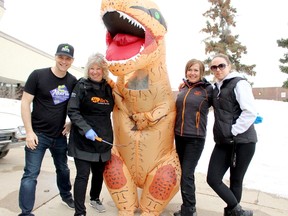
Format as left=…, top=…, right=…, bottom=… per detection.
left=0, top=98, right=26, bottom=159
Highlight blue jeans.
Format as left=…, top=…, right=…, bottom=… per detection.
left=18, top=133, right=72, bottom=216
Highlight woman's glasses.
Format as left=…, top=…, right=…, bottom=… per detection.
left=210, top=63, right=226, bottom=72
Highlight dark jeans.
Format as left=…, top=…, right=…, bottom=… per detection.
left=18, top=133, right=72, bottom=216
left=175, top=135, right=205, bottom=212
left=206, top=142, right=256, bottom=208
left=73, top=158, right=106, bottom=216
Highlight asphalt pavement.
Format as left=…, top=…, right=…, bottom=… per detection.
left=0, top=146, right=287, bottom=216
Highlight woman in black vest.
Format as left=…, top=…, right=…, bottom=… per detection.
left=207, top=54, right=258, bottom=216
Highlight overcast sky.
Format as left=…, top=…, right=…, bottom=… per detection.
left=0, top=0, right=287, bottom=89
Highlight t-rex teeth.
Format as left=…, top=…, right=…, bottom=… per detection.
left=118, top=11, right=145, bottom=30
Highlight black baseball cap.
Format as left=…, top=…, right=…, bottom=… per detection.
left=55, top=43, right=74, bottom=58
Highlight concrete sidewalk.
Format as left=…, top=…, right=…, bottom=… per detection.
left=0, top=146, right=287, bottom=216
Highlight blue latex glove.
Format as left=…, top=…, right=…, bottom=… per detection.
left=85, top=129, right=97, bottom=141
left=254, top=115, right=263, bottom=124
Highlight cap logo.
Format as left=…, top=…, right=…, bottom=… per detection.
left=61, top=45, right=70, bottom=53
left=56, top=43, right=74, bottom=57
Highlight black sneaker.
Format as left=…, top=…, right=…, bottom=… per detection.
left=173, top=210, right=181, bottom=216
left=18, top=214, right=35, bottom=216
left=62, top=197, right=75, bottom=209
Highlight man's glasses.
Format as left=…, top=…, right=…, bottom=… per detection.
left=210, top=63, right=226, bottom=72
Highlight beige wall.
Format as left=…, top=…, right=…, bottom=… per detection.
left=0, top=7, right=4, bottom=21
left=0, top=0, right=4, bottom=21
left=253, top=87, right=288, bottom=101
left=0, top=31, right=83, bottom=84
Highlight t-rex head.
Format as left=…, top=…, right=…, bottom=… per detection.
left=101, top=0, right=167, bottom=76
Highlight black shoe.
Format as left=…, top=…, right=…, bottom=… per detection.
left=180, top=206, right=197, bottom=216
left=18, top=214, right=35, bottom=216
left=62, top=197, right=75, bottom=209
left=174, top=210, right=181, bottom=216
left=230, top=204, right=253, bottom=216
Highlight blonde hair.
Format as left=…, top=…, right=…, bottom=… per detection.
left=84, top=53, right=109, bottom=80
left=211, top=53, right=231, bottom=66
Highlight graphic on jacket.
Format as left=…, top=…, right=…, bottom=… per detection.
left=100, top=0, right=181, bottom=215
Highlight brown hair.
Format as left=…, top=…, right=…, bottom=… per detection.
left=185, top=59, right=205, bottom=80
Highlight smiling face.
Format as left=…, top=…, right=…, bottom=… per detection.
left=184, top=59, right=204, bottom=84
left=54, top=55, right=74, bottom=74
left=186, top=63, right=201, bottom=83
left=88, top=63, right=103, bottom=82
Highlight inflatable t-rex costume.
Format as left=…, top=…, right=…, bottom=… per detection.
left=101, top=0, right=181, bottom=215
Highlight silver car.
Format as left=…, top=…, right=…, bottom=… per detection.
left=0, top=98, right=26, bottom=159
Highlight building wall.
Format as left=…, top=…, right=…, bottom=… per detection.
left=0, top=31, right=83, bottom=85
left=253, top=87, right=288, bottom=101
left=0, top=30, right=84, bottom=99
left=0, top=0, right=80, bottom=84
left=0, top=0, right=4, bottom=21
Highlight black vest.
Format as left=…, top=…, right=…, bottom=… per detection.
left=212, top=77, right=257, bottom=145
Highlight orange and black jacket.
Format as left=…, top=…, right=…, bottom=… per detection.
left=174, top=78, right=213, bottom=138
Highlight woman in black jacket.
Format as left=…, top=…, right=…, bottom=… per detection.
left=67, top=53, right=114, bottom=216
left=174, top=59, right=213, bottom=216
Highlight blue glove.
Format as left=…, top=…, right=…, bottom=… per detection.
left=85, top=129, right=97, bottom=141
left=254, top=115, right=263, bottom=124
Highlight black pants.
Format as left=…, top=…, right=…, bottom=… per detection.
left=175, top=135, right=205, bottom=213
left=206, top=142, right=256, bottom=208
left=73, top=158, right=106, bottom=216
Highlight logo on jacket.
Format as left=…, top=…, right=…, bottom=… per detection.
left=91, top=97, right=109, bottom=105
left=194, top=91, right=202, bottom=96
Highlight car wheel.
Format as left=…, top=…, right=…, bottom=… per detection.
left=0, top=150, right=9, bottom=159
